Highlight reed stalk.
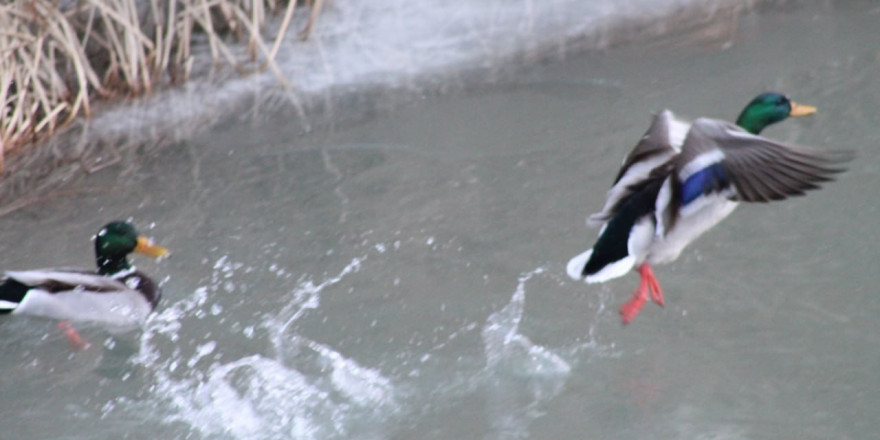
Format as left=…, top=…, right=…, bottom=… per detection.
left=0, top=0, right=315, bottom=173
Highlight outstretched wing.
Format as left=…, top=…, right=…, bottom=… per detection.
left=675, top=118, right=853, bottom=204
left=588, top=110, right=686, bottom=227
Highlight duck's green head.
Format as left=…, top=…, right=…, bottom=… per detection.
left=95, top=221, right=168, bottom=275
left=735, top=92, right=816, bottom=135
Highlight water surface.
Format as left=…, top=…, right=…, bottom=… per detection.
left=1, top=2, right=879, bottom=439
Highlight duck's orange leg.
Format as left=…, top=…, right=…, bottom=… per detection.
left=57, top=321, right=88, bottom=350
left=641, top=263, right=664, bottom=307
left=620, top=263, right=664, bottom=325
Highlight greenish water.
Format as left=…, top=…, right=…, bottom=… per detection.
left=1, top=2, right=878, bottom=439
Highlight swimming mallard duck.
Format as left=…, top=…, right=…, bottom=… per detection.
left=0, top=221, right=168, bottom=329
left=566, top=92, right=853, bottom=324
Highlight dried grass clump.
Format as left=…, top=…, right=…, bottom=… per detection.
left=0, top=0, right=318, bottom=172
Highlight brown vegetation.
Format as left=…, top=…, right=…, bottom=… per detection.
left=0, top=0, right=320, bottom=172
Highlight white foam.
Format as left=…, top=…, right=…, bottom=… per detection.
left=120, top=254, right=396, bottom=439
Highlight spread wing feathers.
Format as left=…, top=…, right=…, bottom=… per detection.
left=678, top=119, right=854, bottom=203
left=588, top=110, right=685, bottom=227
left=614, top=110, right=685, bottom=183
left=4, top=269, right=131, bottom=294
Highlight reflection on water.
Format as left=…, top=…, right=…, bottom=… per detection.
left=1, top=1, right=880, bottom=439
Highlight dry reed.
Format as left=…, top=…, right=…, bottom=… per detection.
left=0, top=0, right=320, bottom=173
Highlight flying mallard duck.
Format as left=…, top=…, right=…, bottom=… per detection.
left=566, top=92, right=853, bottom=324
left=0, top=221, right=168, bottom=343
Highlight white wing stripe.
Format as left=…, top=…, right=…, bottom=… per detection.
left=679, top=149, right=725, bottom=181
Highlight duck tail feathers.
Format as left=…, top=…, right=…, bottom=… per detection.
left=0, top=278, right=29, bottom=314
left=585, top=256, right=636, bottom=283
left=567, top=248, right=637, bottom=283
left=566, top=249, right=594, bottom=280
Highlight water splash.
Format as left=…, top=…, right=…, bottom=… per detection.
left=159, top=354, right=392, bottom=440
left=122, top=254, right=398, bottom=439
left=267, top=256, right=365, bottom=357
left=481, top=268, right=571, bottom=439
left=482, top=268, right=571, bottom=377
left=109, top=242, right=599, bottom=439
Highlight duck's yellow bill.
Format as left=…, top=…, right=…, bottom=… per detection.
left=136, top=236, right=169, bottom=258
left=789, top=102, right=817, bottom=117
